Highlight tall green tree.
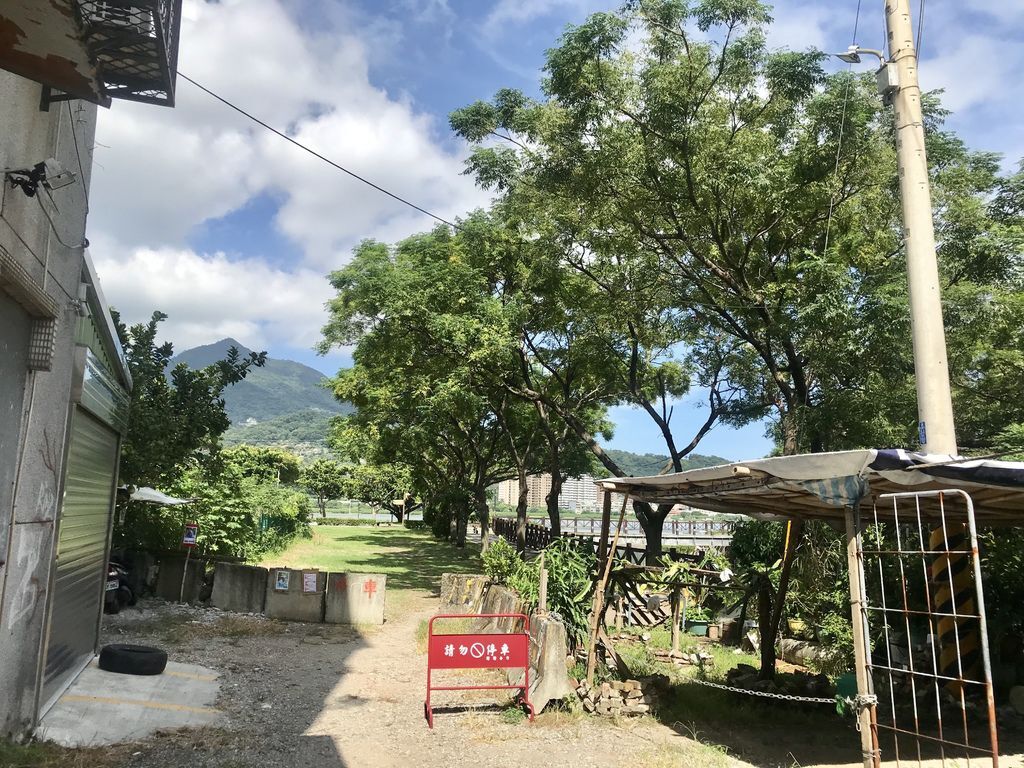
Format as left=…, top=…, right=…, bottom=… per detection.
left=321, top=227, right=529, bottom=547
left=114, top=310, right=266, bottom=489
left=222, top=445, right=301, bottom=485
left=451, top=0, right=1023, bottom=675
left=300, top=459, right=347, bottom=518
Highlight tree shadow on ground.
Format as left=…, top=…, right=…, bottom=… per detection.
left=656, top=680, right=1024, bottom=767
left=86, top=605, right=359, bottom=767
left=328, top=531, right=481, bottom=594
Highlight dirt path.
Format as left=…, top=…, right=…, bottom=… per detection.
left=301, top=592, right=734, bottom=768
left=98, top=593, right=743, bottom=768
left=95, top=592, right=1024, bottom=768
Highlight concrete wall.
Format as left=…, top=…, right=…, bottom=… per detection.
left=438, top=573, right=488, bottom=614
left=264, top=569, right=326, bottom=623
left=211, top=563, right=267, bottom=615
left=324, top=572, right=386, bottom=626
left=441, top=578, right=573, bottom=713
left=0, top=70, right=97, bottom=738
left=155, top=557, right=207, bottom=604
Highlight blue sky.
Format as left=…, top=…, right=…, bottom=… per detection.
left=86, top=0, right=1024, bottom=462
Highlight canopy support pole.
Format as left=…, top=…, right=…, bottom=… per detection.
left=845, top=505, right=880, bottom=768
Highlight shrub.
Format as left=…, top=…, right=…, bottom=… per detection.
left=483, top=537, right=596, bottom=647
left=482, top=537, right=521, bottom=584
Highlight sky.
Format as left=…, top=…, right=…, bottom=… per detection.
left=87, top=0, right=1024, bottom=462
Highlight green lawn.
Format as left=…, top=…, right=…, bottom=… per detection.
left=262, top=525, right=481, bottom=595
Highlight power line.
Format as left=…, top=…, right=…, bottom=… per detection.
left=35, top=194, right=84, bottom=250
left=823, top=0, right=863, bottom=257
left=177, top=72, right=462, bottom=231
left=916, top=0, right=926, bottom=59
left=66, top=101, right=89, bottom=211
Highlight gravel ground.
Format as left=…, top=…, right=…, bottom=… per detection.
left=90, top=596, right=1024, bottom=768
left=94, top=596, right=743, bottom=768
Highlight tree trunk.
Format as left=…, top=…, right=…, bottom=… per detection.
left=546, top=471, right=562, bottom=538
left=516, top=466, right=529, bottom=555
left=475, top=485, right=491, bottom=551
left=757, top=575, right=776, bottom=680
left=634, top=501, right=670, bottom=565
left=756, top=520, right=805, bottom=680
left=454, top=500, right=468, bottom=548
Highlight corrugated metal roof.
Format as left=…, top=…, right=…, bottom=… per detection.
left=596, top=449, right=1024, bottom=523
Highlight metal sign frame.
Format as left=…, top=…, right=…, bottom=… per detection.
left=425, top=613, right=535, bottom=728
left=850, top=489, right=999, bottom=767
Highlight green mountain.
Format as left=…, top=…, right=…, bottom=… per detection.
left=171, top=339, right=350, bottom=458
left=603, top=449, right=727, bottom=477
left=222, top=408, right=338, bottom=459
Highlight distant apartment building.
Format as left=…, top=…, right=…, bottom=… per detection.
left=495, top=473, right=614, bottom=511
left=495, top=473, right=692, bottom=516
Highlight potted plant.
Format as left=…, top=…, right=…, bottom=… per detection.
left=685, top=605, right=712, bottom=636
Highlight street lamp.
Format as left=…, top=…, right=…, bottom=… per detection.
left=835, top=44, right=885, bottom=65
left=833, top=46, right=900, bottom=104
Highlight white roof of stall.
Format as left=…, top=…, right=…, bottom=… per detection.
left=597, top=449, right=1024, bottom=523
left=129, top=487, right=196, bottom=506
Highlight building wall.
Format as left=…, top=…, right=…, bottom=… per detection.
left=0, top=70, right=97, bottom=737
left=495, top=473, right=606, bottom=512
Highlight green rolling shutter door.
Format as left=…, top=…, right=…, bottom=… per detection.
left=40, top=408, right=118, bottom=710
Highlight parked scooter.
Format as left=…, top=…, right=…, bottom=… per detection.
left=103, top=560, right=135, bottom=614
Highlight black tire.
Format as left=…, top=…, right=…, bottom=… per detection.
left=117, top=585, right=135, bottom=608
left=98, top=644, right=167, bottom=675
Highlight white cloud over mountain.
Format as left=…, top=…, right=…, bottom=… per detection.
left=88, top=0, right=488, bottom=353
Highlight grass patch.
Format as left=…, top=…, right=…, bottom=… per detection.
left=0, top=740, right=129, bottom=768
left=636, top=741, right=732, bottom=768
left=262, top=526, right=481, bottom=595
left=500, top=705, right=528, bottom=725
left=161, top=615, right=289, bottom=645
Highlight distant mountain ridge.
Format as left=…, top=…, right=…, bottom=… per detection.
left=171, top=338, right=349, bottom=424
left=603, top=449, right=726, bottom=476
left=171, top=339, right=351, bottom=458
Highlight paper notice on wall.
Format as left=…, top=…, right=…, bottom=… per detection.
left=274, top=570, right=290, bottom=591
left=302, top=571, right=318, bottom=593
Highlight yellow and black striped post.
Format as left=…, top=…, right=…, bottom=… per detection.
left=929, top=522, right=980, bottom=697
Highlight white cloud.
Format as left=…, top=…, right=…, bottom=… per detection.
left=90, top=0, right=487, bottom=253
left=482, top=0, right=606, bottom=39
left=87, top=0, right=490, bottom=352
left=92, top=243, right=334, bottom=352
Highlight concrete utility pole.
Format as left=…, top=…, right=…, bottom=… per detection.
left=884, top=0, right=958, bottom=455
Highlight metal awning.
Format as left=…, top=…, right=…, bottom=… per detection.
left=597, top=449, right=1024, bottom=523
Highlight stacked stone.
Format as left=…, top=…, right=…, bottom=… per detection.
left=575, top=677, right=665, bottom=717
left=652, top=648, right=712, bottom=667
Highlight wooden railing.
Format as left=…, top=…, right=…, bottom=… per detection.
left=490, top=517, right=727, bottom=564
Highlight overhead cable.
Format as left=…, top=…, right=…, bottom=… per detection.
left=177, top=73, right=462, bottom=231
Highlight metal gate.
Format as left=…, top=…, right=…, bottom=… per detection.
left=40, top=407, right=119, bottom=711
left=853, top=490, right=999, bottom=767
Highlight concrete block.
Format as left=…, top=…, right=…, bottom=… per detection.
left=324, top=573, right=386, bottom=625
left=438, top=573, right=488, bottom=613
left=508, top=613, right=573, bottom=713
left=211, top=563, right=267, bottom=614
left=155, top=556, right=205, bottom=604
left=264, top=568, right=326, bottom=623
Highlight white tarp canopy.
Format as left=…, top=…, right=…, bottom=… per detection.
left=127, top=486, right=196, bottom=506
left=597, top=449, right=1024, bottom=523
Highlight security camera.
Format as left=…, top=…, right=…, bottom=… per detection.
left=39, top=158, right=77, bottom=191
left=4, top=158, right=77, bottom=197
